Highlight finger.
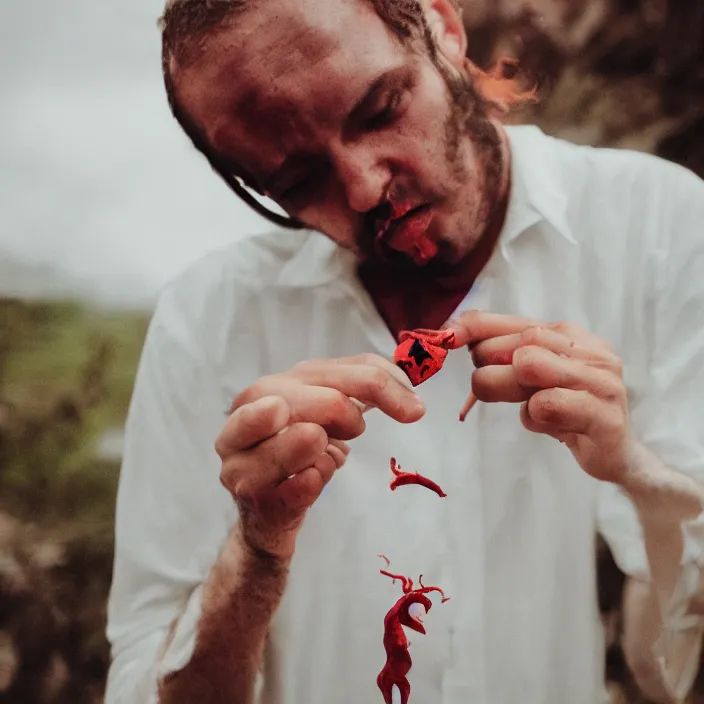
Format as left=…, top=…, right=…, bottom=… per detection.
left=274, top=464, right=330, bottom=512
left=277, top=361, right=426, bottom=423
left=472, top=348, right=624, bottom=404
left=270, top=447, right=342, bottom=513
left=472, top=327, right=579, bottom=367
left=472, top=326, right=621, bottom=371
left=325, top=441, right=350, bottom=469
left=512, top=346, right=625, bottom=401
left=225, top=381, right=366, bottom=447
left=298, top=449, right=338, bottom=489
left=442, top=310, right=542, bottom=349
left=244, top=444, right=345, bottom=524
left=523, top=387, right=626, bottom=438
left=216, top=395, right=291, bottom=457
left=314, top=353, right=414, bottom=389
left=546, top=320, right=616, bottom=350
left=519, top=401, right=571, bottom=443
left=221, top=421, right=328, bottom=497
left=472, top=365, right=532, bottom=403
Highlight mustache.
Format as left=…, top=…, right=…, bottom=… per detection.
left=358, top=183, right=425, bottom=267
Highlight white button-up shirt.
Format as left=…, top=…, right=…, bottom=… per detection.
left=105, top=125, right=704, bottom=704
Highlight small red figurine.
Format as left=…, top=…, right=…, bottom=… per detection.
left=393, top=327, right=478, bottom=420
left=389, top=457, right=446, bottom=498
left=393, top=329, right=456, bottom=387
left=376, top=555, right=450, bottom=704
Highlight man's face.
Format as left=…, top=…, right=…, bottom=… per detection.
left=176, top=0, right=504, bottom=270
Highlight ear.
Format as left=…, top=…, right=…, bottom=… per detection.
left=424, top=0, right=467, bottom=69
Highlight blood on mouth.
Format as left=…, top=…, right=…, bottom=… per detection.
left=374, top=198, right=436, bottom=266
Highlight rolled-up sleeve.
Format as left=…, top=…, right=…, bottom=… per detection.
left=597, top=161, right=704, bottom=700
left=104, top=282, right=234, bottom=703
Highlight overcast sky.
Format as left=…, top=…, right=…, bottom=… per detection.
left=0, top=0, right=275, bottom=307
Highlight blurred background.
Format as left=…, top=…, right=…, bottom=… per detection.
left=0, top=0, right=702, bottom=701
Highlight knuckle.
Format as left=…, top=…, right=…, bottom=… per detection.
left=237, top=377, right=274, bottom=407
left=229, top=388, right=252, bottom=412
left=514, top=346, right=543, bottom=385
left=607, top=353, right=624, bottom=376
left=534, top=392, right=563, bottom=422
left=470, top=371, right=493, bottom=400
left=292, top=358, right=323, bottom=375
left=366, top=367, right=391, bottom=394
left=356, top=352, right=386, bottom=367
left=214, top=434, right=228, bottom=459
left=519, top=326, right=543, bottom=346
left=327, top=389, right=353, bottom=418
left=471, top=341, right=498, bottom=368
left=463, top=310, right=483, bottom=326
left=295, top=422, right=328, bottom=450
left=601, top=406, right=626, bottom=435
left=602, top=377, right=627, bottom=405
left=219, top=458, right=240, bottom=495
left=550, top=320, right=572, bottom=335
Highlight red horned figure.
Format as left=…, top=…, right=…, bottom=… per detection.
left=376, top=555, right=450, bottom=704
left=393, top=327, right=478, bottom=420
left=393, top=329, right=456, bottom=387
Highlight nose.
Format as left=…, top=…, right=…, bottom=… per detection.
left=330, top=142, right=390, bottom=214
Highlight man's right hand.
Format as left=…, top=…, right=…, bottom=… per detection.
left=215, top=354, right=425, bottom=560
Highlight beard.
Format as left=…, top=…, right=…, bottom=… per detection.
left=357, top=60, right=506, bottom=272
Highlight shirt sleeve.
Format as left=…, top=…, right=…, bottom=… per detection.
left=597, top=159, right=704, bottom=701
left=104, top=281, right=235, bottom=704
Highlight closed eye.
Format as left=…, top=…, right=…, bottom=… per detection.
left=363, top=88, right=404, bottom=131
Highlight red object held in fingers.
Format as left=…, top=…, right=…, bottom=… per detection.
left=393, top=328, right=456, bottom=387
left=389, top=457, right=446, bottom=498
left=393, top=327, right=478, bottom=420
left=376, top=555, right=450, bottom=704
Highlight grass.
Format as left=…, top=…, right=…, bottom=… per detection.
left=1, top=298, right=149, bottom=428
left=0, top=297, right=150, bottom=532
left=0, top=297, right=152, bottom=702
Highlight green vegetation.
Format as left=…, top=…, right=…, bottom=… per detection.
left=0, top=298, right=148, bottom=529
left=0, top=297, right=149, bottom=703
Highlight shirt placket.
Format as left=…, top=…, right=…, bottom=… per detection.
left=440, top=429, right=486, bottom=703
left=439, top=273, right=499, bottom=704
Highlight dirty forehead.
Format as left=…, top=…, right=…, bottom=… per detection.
left=175, top=0, right=412, bottom=185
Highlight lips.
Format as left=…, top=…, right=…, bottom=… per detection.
left=374, top=203, right=437, bottom=266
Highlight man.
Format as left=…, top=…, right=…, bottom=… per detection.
left=105, top=0, right=704, bottom=702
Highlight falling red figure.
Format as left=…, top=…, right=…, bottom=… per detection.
left=389, top=457, right=447, bottom=498
left=376, top=555, right=450, bottom=704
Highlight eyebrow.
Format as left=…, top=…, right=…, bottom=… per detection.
left=260, top=66, right=407, bottom=195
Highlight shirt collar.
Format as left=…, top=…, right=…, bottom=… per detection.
left=275, top=229, right=348, bottom=288
left=500, top=125, right=577, bottom=260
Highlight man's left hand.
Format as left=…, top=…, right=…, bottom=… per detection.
left=444, top=311, right=634, bottom=484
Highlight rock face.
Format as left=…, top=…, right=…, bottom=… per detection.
left=461, top=0, right=704, bottom=177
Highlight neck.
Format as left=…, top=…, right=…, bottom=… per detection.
left=359, top=124, right=511, bottom=339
